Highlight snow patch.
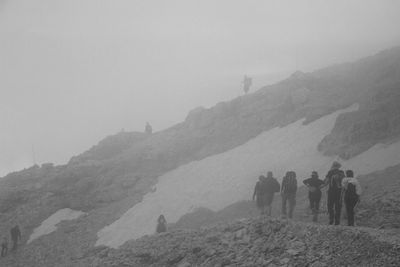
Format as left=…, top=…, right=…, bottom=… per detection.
left=96, top=104, right=361, bottom=248
left=28, top=208, right=85, bottom=244
left=345, top=141, right=400, bottom=175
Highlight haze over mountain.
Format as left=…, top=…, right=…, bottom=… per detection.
left=1, top=46, right=400, bottom=266
left=2, top=0, right=400, bottom=176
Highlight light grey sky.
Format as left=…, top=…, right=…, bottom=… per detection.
left=1, top=0, right=400, bottom=176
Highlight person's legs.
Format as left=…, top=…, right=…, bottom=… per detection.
left=334, top=193, right=342, bottom=225
left=288, top=194, right=296, bottom=219
left=281, top=194, right=287, bottom=218
left=327, top=193, right=334, bottom=225
left=346, top=197, right=357, bottom=226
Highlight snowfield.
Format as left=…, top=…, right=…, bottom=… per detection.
left=96, top=104, right=400, bottom=248
left=28, top=208, right=86, bottom=244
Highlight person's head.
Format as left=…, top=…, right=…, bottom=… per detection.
left=290, top=171, right=296, bottom=179
left=267, top=171, right=273, bottom=178
left=346, top=170, right=354, bottom=178
left=311, top=171, right=318, bottom=178
left=331, top=161, right=341, bottom=170
left=285, top=171, right=291, bottom=178
left=258, top=175, right=264, bottom=182
left=158, top=214, right=165, bottom=222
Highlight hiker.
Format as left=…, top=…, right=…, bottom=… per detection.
left=263, top=172, right=280, bottom=216
left=156, top=215, right=167, bottom=233
left=1, top=237, right=8, bottom=257
left=281, top=171, right=297, bottom=219
left=323, top=161, right=345, bottom=225
left=242, top=75, right=252, bottom=94
left=303, top=171, right=325, bottom=222
left=145, top=122, right=153, bottom=135
left=253, top=176, right=268, bottom=215
left=10, top=224, right=21, bottom=251
left=342, top=170, right=362, bottom=226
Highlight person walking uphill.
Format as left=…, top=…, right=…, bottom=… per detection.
left=281, top=171, right=297, bottom=219
left=10, top=224, right=21, bottom=251
left=324, top=161, right=345, bottom=225
left=262, top=172, right=280, bottom=216
left=253, top=176, right=268, bottom=215
left=303, top=171, right=324, bottom=222
left=342, top=170, right=362, bottom=226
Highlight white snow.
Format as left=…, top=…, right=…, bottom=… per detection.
left=28, top=208, right=86, bottom=244
left=96, top=104, right=400, bottom=248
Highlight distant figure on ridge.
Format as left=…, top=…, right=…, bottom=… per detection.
left=242, top=75, right=252, bottom=94
left=10, top=224, right=21, bottom=251
left=342, top=170, right=362, bottom=226
left=1, top=236, right=8, bottom=257
left=323, top=161, right=345, bottom=225
left=156, top=215, right=167, bottom=233
left=145, top=122, right=153, bottom=135
left=303, top=171, right=324, bottom=222
left=281, top=171, right=297, bottom=219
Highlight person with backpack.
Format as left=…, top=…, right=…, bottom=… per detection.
left=263, top=171, right=280, bottom=216
left=156, top=214, right=167, bottom=233
left=10, top=224, right=21, bottom=251
left=323, top=161, right=345, bottom=225
left=342, top=170, right=362, bottom=226
left=303, top=171, right=325, bottom=222
left=281, top=171, right=297, bottom=219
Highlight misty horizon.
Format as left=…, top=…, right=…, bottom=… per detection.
left=1, top=0, right=400, bottom=176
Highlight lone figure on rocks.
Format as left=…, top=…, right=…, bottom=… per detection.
left=242, top=75, right=252, bottom=94
left=1, top=237, right=8, bottom=257
left=10, top=224, right=21, bottom=251
left=145, top=122, right=153, bottom=135
left=156, top=215, right=167, bottom=233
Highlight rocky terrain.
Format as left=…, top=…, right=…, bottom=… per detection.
left=82, top=218, right=400, bottom=267
left=0, top=47, right=400, bottom=266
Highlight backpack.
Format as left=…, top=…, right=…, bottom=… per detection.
left=328, top=170, right=344, bottom=192
left=346, top=183, right=358, bottom=199
left=282, top=176, right=297, bottom=194
left=257, top=180, right=269, bottom=195
left=271, top=178, right=280, bottom=193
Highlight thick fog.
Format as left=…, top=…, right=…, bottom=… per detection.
left=1, top=0, right=400, bottom=176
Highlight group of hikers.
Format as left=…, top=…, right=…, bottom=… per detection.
left=253, top=161, right=362, bottom=226
left=1, top=224, right=21, bottom=257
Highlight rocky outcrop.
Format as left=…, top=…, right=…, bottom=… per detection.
left=83, top=218, right=400, bottom=267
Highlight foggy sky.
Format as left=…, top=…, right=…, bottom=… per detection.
left=1, top=0, right=400, bottom=176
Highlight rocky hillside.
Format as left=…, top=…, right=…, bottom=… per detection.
left=81, top=218, right=400, bottom=267
left=0, top=46, right=400, bottom=266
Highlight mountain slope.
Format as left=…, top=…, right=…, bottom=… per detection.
left=1, top=47, right=400, bottom=266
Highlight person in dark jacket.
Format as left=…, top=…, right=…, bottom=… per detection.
left=264, top=172, right=280, bottom=216
left=1, top=237, right=8, bottom=257
left=281, top=171, right=297, bottom=219
left=323, top=161, right=345, bottom=225
left=253, top=176, right=268, bottom=215
left=156, top=215, right=167, bottom=233
left=303, top=171, right=324, bottom=222
left=10, top=224, right=21, bottom=251
left=342, top=170, right=362, bottom=226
